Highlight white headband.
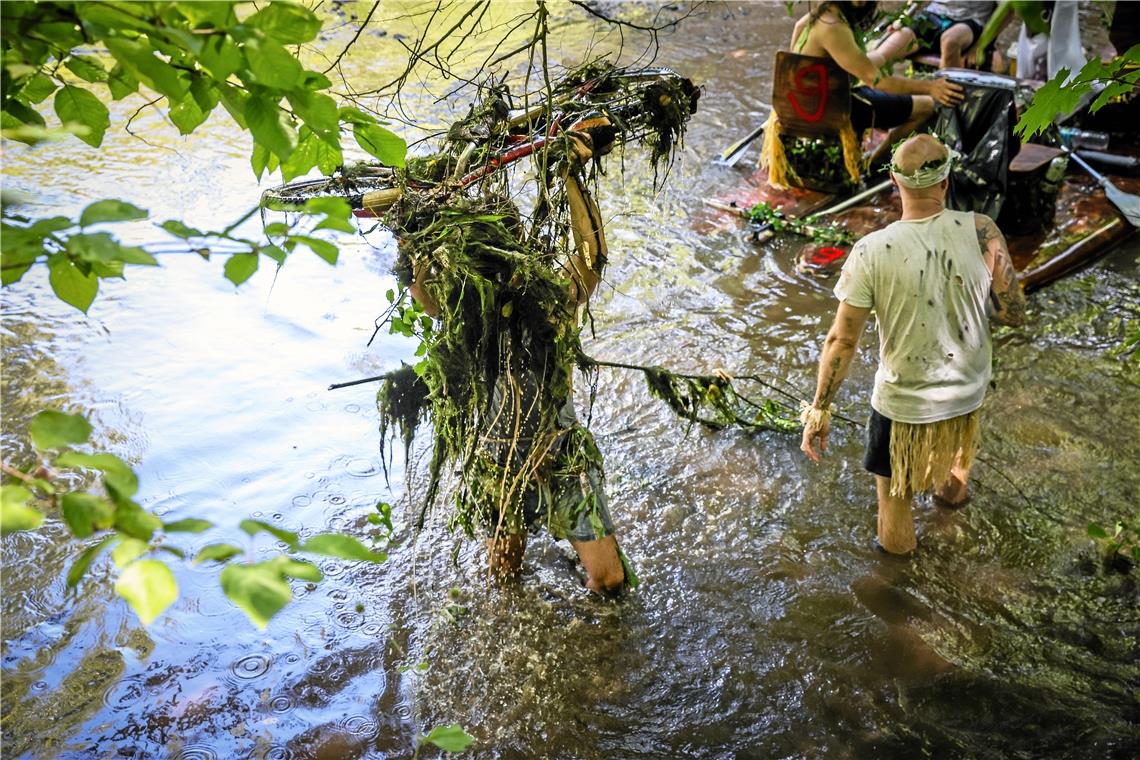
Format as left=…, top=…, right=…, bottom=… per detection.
left=889, top=146, right=960, bottom=189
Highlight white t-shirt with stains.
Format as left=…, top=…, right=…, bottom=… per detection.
left=834, top=209, right=993, bottom=424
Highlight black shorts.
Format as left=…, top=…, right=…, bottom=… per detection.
left=863, top=408, right=893, bottom=478
left=850, top=86, right=914, bottom=132
left=909, top=11, right=985, bottom=51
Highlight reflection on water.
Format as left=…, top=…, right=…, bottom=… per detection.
left=3, top=2, right=1139, bottom=758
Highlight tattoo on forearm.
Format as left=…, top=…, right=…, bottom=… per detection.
left=818, top=356, right=841, bottom=406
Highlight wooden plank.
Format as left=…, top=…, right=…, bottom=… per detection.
left=772, top=52, right=851, bottom=137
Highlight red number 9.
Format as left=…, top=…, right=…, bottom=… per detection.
left=788, top=63, right=829, bottom=122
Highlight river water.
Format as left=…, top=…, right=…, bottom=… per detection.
left=2, top=2, right=1138, bottom=758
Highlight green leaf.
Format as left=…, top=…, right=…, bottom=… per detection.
left=288, top=235, right=338, bottom=264
left=251, top=139, right=279, bottom=179
left=105, top=37, right=189, bottom=100
left=115, top=559, right=177, bottom=625
left=1015, top=69, right=1085, bottom=138
left=246, top=96, right=297, bottom=162
left=48, top=255, right=99, bottom=312
left=79, top=200, right=148, bottom=227
left=353, top=123, right=406, bottom=167
left=263, top=222, right=290, bottom=237
left=66, top=232, right=157, bottom=267
left=244, top=38, right=303, bottom=90
left=164, top=517, right=213, bottom=533
left=304, top=197, right=355, bottom=233
left=259, top=244, right=287, bottom=264
left=338, top=106, right=377, bottom=126
left=280, top=127, right=321, bottom=181
left=111, top=537, right=149, bottom=567
left=298, top=533, right=387, bottom=563
left=113, top=500, right=162, bottom=541
left=55, top=451, right=138, bottom=498
left=188, top=73, right=221, bottom=114
left=19, top=72, right=58, bottom=103
left=1, top=485, right=43, bottom=534
left=65, top=55, right=109, bottom=83
left=1088, top=522, right=1108, bottom=539
left=239, top=518, right=299, bottom=548
left=169, top=93, right=208, bottom=135
left=3, top=99, right=47, bottom=129
left=160, top=220, right=205, bottom=239
left=107, top=63, right=139, bottom=100
left=67, top=535, right=116, bottom=586
left=194, top=543, right=244, bottom=564
left=217, top=82, right=249, bottom=129
left=247, top=3, right=322, bottom=44
left=270, top=555, right=323, bottom=582
left=221, top=561, right=292, bottom=629
left=287, top=90, right=339, bottom=141
left=61, top=492, right=115, bottom=538
left=198, top=35, right=243, bottom=80
left=158, top=545, right=186, bottom=560
left=224, top=252, right=259, bottom=285
left=54, top=85, right=110, bottom=147
left=29, top=410, right=92, bottom=450
left=421, top=725, right=475, bottom=753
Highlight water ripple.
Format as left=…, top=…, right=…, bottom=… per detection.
left=229, top=653, right=272, bottom=680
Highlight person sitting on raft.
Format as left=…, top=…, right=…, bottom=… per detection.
left=762, top=0, right=964, bottom=183
left=872, top=1, right=998, bottom=70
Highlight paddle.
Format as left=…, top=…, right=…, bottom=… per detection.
left=715, top=122, right=766, bottom=167
left=1069, top=151, right=1140, bottom=227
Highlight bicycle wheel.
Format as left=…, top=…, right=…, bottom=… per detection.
left=260, top=169, right=400, bottom=212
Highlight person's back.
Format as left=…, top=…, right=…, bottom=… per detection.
left=771, top=1, right=962, bottom=170
left=836, top=209, right=992, bottom=423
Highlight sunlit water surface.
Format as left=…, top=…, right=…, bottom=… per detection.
left=3, top=3, right=1138, bottom=758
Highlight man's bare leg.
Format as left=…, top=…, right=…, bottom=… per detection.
left=873, top=27, right=919, bottom=66
left=571, top=535, right=625, bottom=593
left=487, top=533, right=526, bottom=580
left=939, top=23, right=975, bottom=69
left=875, top=475, right=918, bottom=555
left=934, top=453, right=971, bottom=507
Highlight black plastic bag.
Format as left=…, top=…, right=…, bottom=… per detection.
left=932, top=70, right=1018, bottom=219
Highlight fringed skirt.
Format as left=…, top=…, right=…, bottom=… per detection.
left=888, top=409, right=981, bottom=498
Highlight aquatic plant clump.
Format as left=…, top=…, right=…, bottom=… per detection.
left=364, top=62, right=705, bottom=540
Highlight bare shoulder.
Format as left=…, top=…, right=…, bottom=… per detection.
left=973, top=212, right=1005, bottom=251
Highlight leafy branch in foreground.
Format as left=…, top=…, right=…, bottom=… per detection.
left=1, top=195, right=355, bottom=310
left=1, top=410, right=393, bottom=628
left=1015, top=44, right=1140, bottom=139
left=1, top=0, right=407, bottom=308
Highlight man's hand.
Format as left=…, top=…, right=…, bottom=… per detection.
left=929, top=77, right=965, bottom=107
left=801, top=417, right=830, bottom=463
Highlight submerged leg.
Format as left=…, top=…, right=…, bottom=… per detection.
left=934, top=451, right=971, bottom=508
left=875, top=475, right=917, bottom=555
left=571, top=535, right=625, bottom=593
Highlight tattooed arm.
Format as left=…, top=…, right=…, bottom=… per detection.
left=975, top=213, right=1026, bottom=327
left=802, top=300, right=872, bottom=462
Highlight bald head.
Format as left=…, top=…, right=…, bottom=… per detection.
left=891, top=134, right=949, bottom=175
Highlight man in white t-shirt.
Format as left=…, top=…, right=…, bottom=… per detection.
left=800, top=133, right=1025, bottom=555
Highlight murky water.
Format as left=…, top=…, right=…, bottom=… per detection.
left=3, top=3, right=1139, bottom=758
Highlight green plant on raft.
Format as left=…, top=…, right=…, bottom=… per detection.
left=748, top=201, right=855, bottom=246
